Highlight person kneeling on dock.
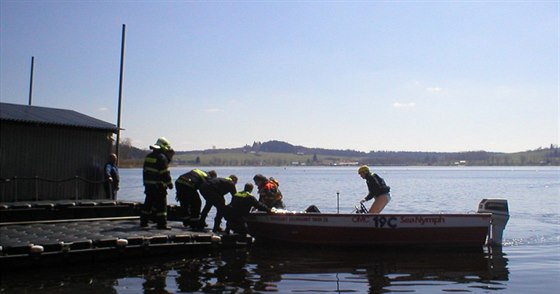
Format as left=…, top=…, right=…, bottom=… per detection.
left=225, top=183, right=271, bottom=235
left=358, top=165, right=391, bottom=214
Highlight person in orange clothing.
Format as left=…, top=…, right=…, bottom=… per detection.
left=253, top=174, right=285, bottom=209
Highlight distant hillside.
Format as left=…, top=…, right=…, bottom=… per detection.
left=117, top=138, right=148, bottom=167
left=118, top=139, right=560, bottom=167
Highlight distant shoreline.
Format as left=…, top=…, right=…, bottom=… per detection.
left=119, top=161, right=559, bottom=169
left=117, top=141, right=560, bottom=168
left=118, top=153, right=559, bottom=168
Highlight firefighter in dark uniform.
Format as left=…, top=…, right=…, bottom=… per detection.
left=225, top=183, right=270, bottom=235
left=175, top=169, right=216, bottom=228
left=141, top=137, right=175, bottom=229
left=199, top=175, right=238, bottom=232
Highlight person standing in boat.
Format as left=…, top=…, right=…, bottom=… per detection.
left=253, top=174, right=285, bottom=209
left=141, top=137, right=175, bottom=230
left=175, top=169, right=216, bottom=228
left=198, top=175, right=238, bottom=232
left=104, top=153, right=119, bottom=199
left=224, top=183, right=271, bottom=235
left=358, top=165, right=391, bottom=213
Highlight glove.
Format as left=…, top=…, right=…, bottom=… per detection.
left=167, top=183, right=174, bottom=190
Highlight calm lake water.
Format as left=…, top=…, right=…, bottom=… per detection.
left=2, top=166, right=559, bottom=293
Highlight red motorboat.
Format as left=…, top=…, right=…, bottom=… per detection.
left=245, top=199, right=509, bottom=248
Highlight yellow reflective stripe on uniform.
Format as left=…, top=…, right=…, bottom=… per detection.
left=156, top=212, right=167, bottom=216
left=235, top=191, right=252, bottom=198
left=145, top=157, right=157, bottom=163
left=144, top=180, right=162, bottom=185
left=145, top=168, right=170, bottom=175
left=176, top=178, right=191, bottom=186
left=145, top=180, right=172, bottom=186
left=193, top=169, right=208, bottom=178
left=144, top=167, right=160, bottom=173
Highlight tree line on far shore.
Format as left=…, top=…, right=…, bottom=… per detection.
left=117, top=139, right=560, bottom=167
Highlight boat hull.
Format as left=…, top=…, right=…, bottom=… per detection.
left=245, top=212, right=492, bottom=247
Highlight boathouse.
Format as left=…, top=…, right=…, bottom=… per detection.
left=0, top=102, right=117, bottom=202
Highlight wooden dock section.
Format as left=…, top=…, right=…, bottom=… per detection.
left=0, top=202, right=252, bottom=269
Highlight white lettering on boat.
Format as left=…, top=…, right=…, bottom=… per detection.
left=399, top=216, right=445, bottom=225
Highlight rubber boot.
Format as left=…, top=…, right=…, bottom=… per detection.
left=156, top=214, right=171, bottom=230
left=212, top=219, right=223, bottom=233
left=140, top=214, right=149, bottom=228
left=157, top=223, right=172, bottom=230
left=182, top=217, right=191, bottom=228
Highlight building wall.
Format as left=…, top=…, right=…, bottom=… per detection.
left=0, top=121, right=113, bottom=202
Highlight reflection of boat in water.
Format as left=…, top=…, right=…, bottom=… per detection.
left=247, top=245, right=510, bottom=292
left=246, top=199, right=510, bottom=248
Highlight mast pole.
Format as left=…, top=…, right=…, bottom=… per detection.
left=116, top=24, right=126, bottom=166
left=28, top=56, right=35, bottom=106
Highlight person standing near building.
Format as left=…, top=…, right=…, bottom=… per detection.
left=198, top=175, right=238, bottom=232
left=225, top=183, right=270, bottom=235
left=253, top=174, right=285, bottom=209
left=141, top=137, right=175, bottom=230
left=175, top=169, right=216, bottom=228
left=104, top=153, right=119, bottom=199
left=358, top=165, right=391, bottom=213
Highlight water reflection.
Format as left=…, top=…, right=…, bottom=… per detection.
left=1, top=246, right=509, bottom=293
left=245, top=246, right=510, bottom=293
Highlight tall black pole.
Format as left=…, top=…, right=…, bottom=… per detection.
left=28, top=56, right=34, bottom=106
left=116, top=24, right=126, bottom=166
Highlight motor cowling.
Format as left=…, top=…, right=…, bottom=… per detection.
left=478, top=199, right=510, bottom=246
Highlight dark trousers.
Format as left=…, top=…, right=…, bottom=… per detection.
left=225, top=211, right=248, bottom=234
left=200, top=189, right=226, bottom=231
left=104, top=182, right=117, bottom=199
left=176, top=184, right=202, bottom=225
left=141, top=185, right=168, bottom=226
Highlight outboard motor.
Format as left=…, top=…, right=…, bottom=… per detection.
left=478, top=199, right=510, bottom=246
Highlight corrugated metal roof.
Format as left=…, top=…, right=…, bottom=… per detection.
left=0, top=102, right=117, bottom=132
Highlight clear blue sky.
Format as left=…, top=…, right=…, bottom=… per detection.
left=1, top=1, right=558, bottom=153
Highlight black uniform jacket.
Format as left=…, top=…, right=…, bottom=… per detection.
left=200, top=177, right=237, bottom=197
left=364, top=173, right=390, bottom=201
